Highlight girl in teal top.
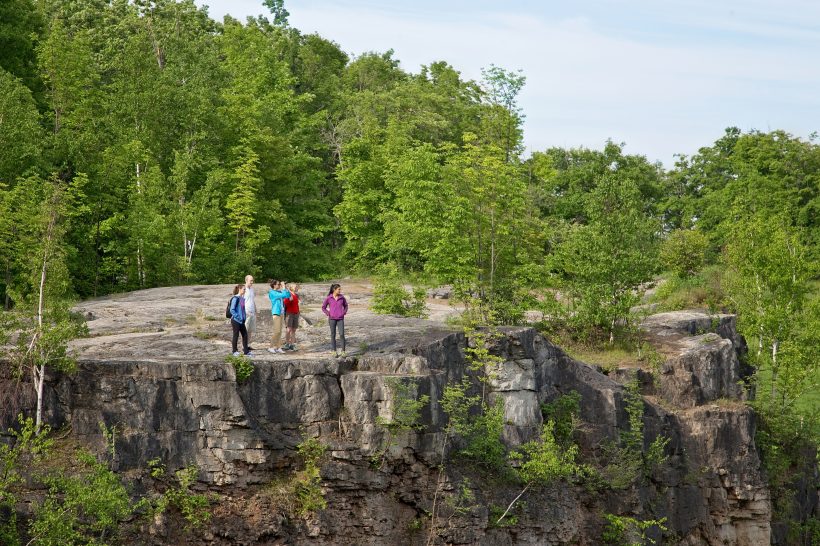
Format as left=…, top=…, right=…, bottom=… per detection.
left=267, top=280, right=291, bottom=353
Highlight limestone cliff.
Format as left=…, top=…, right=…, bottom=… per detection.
left=0, top=283, right=805, bottom=544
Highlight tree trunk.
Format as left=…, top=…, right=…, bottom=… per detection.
left=187, top=233, right=197, bottom=266
left=135, top=162, right=145, bottom=286
left=426, top=427, right=453, bottom=546
left=34, top=210, right=55, bottom=430
left=35, top=364, right=45, bottom=430
left=609, top=317, right=616, bottom=345
left=770, top=339, right=779, bottom=405
left=93, top=214, right=101, bottom=297
left=4, top=259, right=11, bottom=310
left=496, top=482, right=531, bottom=526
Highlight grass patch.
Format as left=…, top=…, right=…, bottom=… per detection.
left=649, top=266, right=728, bottom=312
left=548, top=331, right=666, bottom=377
left=552, top=333, right=643, bottom=371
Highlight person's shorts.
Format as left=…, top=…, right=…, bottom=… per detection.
left=286, top=313, right=300, bottom=329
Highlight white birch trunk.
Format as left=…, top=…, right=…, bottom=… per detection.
left=34, top=209, right=56, bottom=430
left=770, top=339, right=779, bottom=402
left=135, top=162, right=145, bottom=286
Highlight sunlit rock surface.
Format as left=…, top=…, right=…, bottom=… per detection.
left=3, top=284, right=792, bottom=545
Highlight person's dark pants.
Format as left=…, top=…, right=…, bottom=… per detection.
left=232, top=319, right=250, bottom=354
left=329, top=318, right=345, bottom=352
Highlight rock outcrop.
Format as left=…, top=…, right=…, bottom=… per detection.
left=0, top=284, right=793, bottom=544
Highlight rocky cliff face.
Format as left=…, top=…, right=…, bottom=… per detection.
left=0, top=285, right=791, bottom=544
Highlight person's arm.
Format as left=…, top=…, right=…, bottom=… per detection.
left=342, top=296, right=349, bottom=315
left=229, top=296, right=239, bottom=321
left=321, top=296, right=330, bottom=316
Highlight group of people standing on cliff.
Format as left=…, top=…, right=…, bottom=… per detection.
left=227, top=277, right=349, bottom=358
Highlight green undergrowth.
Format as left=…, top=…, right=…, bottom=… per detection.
left=370, top=265, right=429, bottom=318
left=549, top=333, right=664, bottom=375
left=602, top=513, right=668, bottom=545
left=263, top=436, right=329, bottom=517
left=755, top=406, right=820, bottom=542
left=226, top=354, right=254, bottom=382
left=0, top=416, right=214, bottom=545
left=648, top=266, right=729, bottom=312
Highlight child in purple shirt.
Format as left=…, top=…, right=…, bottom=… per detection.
left=321, top=283, right=348, bottom=356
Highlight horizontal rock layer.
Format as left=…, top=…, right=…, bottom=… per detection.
left=1, top=285, right=796, bottom=544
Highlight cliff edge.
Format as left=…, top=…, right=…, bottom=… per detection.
left=2, top=283, right=779, bottom=544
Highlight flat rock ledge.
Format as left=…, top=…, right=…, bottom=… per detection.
left=2, top=285, right=780, bottom=545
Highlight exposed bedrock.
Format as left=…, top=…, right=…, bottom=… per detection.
left=1, top=285, right=799, bottom=544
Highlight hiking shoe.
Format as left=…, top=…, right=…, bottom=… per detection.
left=267, top=348, right=277, bottom=354
left=276, top=348, right=285, bottom=354
left=244, top=352, right=253, bottom=357
left=233, top=351, right=241, bottom=357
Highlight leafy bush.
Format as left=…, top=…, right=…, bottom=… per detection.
left=147, top=459, right=211, bottom=530
left=0, top=416, right=54, bottom=546
left=511, top=420, right=581, bottom=485
left=262, top=437, right=329, bottom=518
left=295, top=437, right=327, bottom=515
left=661, top=228, right=709, bottom=278
left=602, top=513, right=667, bottom=545
left=797, top=517, right=820, bottom=545
left=488, top=504, right=518, bottom=527
left=650, top=265, right=728, bottom=312
left=461, top=398, right=507, bottom=472
left=30, top=450, right=134, bottom=545
left=755, top=406, right=820, bottom=526
left=226, top=354, right=254, bottom=382
left=495, top=420, right=585, bottom=526
left=378, top=377, right=430, bottom=434
left=541, top=391, right=581, bottom=448
left=1, top=417, right=215, bottom=544
left=440, top=381, right=507, bottom=473
left=370, top=269, right=428, bottom=318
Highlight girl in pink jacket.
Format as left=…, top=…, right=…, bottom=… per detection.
left=321, top=283, right=348, bottom=356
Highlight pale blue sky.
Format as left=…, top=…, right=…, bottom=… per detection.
left=194, top=0, right=820, bottom=166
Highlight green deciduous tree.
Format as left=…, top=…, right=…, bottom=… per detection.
left=13, top=173, right=87, bottom=429
left=479, top=64, right=525, bottom=163
left=724, top=212, right=816, bottom=412
left=671, top=128, right=820, bottom=259
left=554, top=174, right=660, bottom=342
left=0, top=69, right=44, bottom=184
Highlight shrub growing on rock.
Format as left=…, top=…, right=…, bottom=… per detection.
left=370, top=266, right=428, bottom=318
left=226, top=354, right=254, bottom=382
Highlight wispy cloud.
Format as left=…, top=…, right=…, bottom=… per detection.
left=197, top=0, right=820, bottom=165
